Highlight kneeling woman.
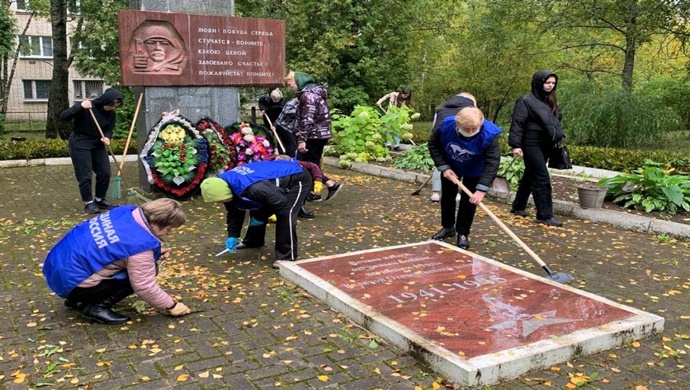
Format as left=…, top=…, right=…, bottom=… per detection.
left=43, top=198, right=192, bottom=324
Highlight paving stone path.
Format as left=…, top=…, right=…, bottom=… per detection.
left=0, top=163, right=688, bottom=389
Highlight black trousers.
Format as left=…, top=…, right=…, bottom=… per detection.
left=439, top=175, right=480, bottom=236
left=275, top=125, right=297, bottom=157
left=511, top=144, right=554, bottom=219
left=242, top=170, right=312, bottom=260
left=68, top=133, right=111, bottom=202
left=66, top=279, right=133, bottom=304
left=296, top=138, right=330, bottom=184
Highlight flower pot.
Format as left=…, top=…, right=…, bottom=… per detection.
left=577, top=187, right=607, bottom=209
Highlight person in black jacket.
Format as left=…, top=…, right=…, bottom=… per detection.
left=508, top=70, right=565, bottom=227
left=428, top=107, right=502, bottom=249
left=429, top=92, right=477, bottom=202
left=60, top=88, right=123, bottom=214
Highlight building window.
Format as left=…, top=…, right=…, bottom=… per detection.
left=23, top=80, right=51, bottom=102
left=68, top=0, right=81, bottom=15
left=16, top=0, right=29, bottom=11
left=73, top=80, right=104, bottom=101
left=19, top=36, right=53, bottom=58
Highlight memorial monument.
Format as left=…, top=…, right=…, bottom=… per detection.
left=280, top=241, right=664, bottom=386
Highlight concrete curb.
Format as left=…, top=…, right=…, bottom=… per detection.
left=324, top=156, right=690, bottom=239
left=2, top=155, right=686, bottom=238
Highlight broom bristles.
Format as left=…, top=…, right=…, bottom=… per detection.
left=126, top=188, right=154, bottom=205
left=107, top=176, right=123, bottom=199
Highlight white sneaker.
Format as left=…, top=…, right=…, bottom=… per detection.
left=456, top=194, right=461, bottom=202
left=430, top=192, right=440, bottom=202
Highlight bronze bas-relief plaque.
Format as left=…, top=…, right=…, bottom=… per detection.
left=119, top=10, right=285, bottom=87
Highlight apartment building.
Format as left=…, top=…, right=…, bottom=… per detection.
left=7, top=0, right=105, bottom=121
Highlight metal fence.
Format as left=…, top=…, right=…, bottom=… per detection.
left=2, top=111, right=48, bottom=131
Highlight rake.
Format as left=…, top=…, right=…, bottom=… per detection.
left=450, top=176, right=574, bottom=284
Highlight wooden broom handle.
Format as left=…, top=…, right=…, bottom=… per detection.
left=119, top=93, right=144, bottom=171
left=88, top=108, right=123, bottom=177
left=449, top=176, right=548, bottom=268
left=261, top=110, right=286, bottom=154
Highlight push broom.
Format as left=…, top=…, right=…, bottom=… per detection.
left=112, top=93, right=144, bottom=199
left=450, top=176, right=575, bottom=284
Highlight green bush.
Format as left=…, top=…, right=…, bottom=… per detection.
left=0, top=138, right=138, bottom=160
left=559, top=81, right=682, bottom=148
left=393, top=143, right=434, bottom=171
left=568, top=145, right=690, bottom=174
left=598, top=160, right=690, bottom=215
left=330, top=105, right=418, bottom=165
left=0, top=113, right=5, bottom=138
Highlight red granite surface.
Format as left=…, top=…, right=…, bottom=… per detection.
left=296, top=242, right=635, bottom=359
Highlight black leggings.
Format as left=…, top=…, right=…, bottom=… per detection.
left=67, top=279, right=133, bottom=304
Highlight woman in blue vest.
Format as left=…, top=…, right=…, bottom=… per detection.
left=200, top=157, right=312, bottom=268
left=43, top=198, right=191, bottom=325
left=428, top=107, right=502, bottom=249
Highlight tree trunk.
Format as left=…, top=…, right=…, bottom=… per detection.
left=621, top=11, right=637, bottom=92
left=46, top=0, right=71, bottom=140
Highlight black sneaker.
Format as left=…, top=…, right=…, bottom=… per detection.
left=536, top=217, right=563, bottom=227
left=95, top=198, right=116, bottom=210
left=84, top=202, right=100, bottom=214
left=325, top=183, right=342, bottom=201
left=510, top=209, right=530, bottom=217
left=307, top=193, right=322, bottom=202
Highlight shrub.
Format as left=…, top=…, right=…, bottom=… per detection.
left=0, top=138, right=138, bottom=160
left=393, top=143, right=434, bottom=171
left=330, top=105, right=418, bottom=165
left=598, top=159, right=690, bottom=215
left=0, top=113, right=5, bottom=138
left=559, top=81, right=682, bottom=148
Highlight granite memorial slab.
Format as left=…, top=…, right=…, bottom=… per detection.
left=280, top=241, right=664, bottom=386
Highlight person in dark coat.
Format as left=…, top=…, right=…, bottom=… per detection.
left=200, top=158, right=312, bottom=268
left=60, top=88, right=123, bottom=214
left=428, top=107, right=502, bottom=250
left=259, top=88, right=297, bottom=157
left=508, top=70, right=565, bottom=227
left=285, top=71, right=342, bottom=202
left=429, top=92, right=477, bottom=202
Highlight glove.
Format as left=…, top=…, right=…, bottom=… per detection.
left=168, top=301, right=191, bottom=316
left=313, top=181, right=324, bottom=194
left=249, top=216, right=265, bottom=227
left=225, top=237, right=240, bottom=253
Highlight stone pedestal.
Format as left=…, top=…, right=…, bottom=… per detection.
left=280, top=241, right=664, bottom=386
left=132, top=0, right=239, bottom=191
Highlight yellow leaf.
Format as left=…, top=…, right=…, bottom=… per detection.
left=611, top=367, right=621, bottom=373
left=632, top=341, right=641, bottom=347
left=550, top=366, right=560, bottom=372
left=566, top=383, right=576, bottom=389
left=26, top=322, right=37, bottom=327
left=175, top=365, right=184, bottom=371
left=96, top=348, right=107, bottom=353
left=432, top=382, right=441, bottom=389
left=140, top=376, right=150, bottom=381
left=198, top=371, right=209, bottom=378
left=177, top=374, right=189, bottom=382
left=317, top=375, right=330, bottom=382
left=635, top=386, right=648, bottom=390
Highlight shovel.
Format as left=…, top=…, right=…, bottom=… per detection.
left=450, top=176, right=574, bottom=284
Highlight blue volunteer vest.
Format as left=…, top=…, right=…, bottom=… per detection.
left=43, top=206, right=162, bottom=298
left=218, top=160, right=303, bottom=210
left=439, top=116, right=502, bottom=177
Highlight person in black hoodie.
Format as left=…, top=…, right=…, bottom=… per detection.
left=429, top=93, right=477, bottom=202
left=60, top=88, right=123, bottom=214
left=508, top=71, right=565, bottom=227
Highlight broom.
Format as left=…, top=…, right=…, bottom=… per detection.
left=112, top=93, right=144, bottom=199
left=89, top=107, right=152, bottom=205
left=88, top=108, right=126, bottom=200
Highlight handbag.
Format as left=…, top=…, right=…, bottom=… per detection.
left=548, top=144, right=572, bottom=170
